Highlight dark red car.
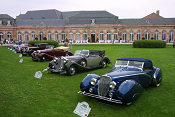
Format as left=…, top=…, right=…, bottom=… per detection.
left=31, top=49, right=73, bottom=62
left=22, top=43, right=52, bottom=56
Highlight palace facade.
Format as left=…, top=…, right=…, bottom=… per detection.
left=0, top=9, right=175, bottom=43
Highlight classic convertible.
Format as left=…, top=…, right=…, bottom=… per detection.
left=44, top=50, right=110, bottom=75
left=31, top=49, right=73, bottom=62
left=78, top=58, right=162, bottom=105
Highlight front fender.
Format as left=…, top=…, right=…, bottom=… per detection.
left=117, top=80, right=144, bottom=103
left=153, top=67, right=162, bottom=84
left=80, top=74, right=100, bottom=92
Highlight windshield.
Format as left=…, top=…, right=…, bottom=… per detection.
left=74, top=50, right=89, bottom=56
left=115, top=60, right=143, bottom=68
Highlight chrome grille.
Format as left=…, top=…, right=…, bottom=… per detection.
left=56, top=58, right=64, bottom=69
left=98, top=76, right=111, bottom=97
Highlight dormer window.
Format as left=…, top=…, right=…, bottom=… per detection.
left=91, top=19, right=95, bottom=24
left=0, top=20, right=2, bottom=25
left=7, top=20, right=11, bottom=26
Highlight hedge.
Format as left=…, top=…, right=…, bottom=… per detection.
left=133, top=40, right=166, bottom=48
left=28, top=40, right=59, bottom=47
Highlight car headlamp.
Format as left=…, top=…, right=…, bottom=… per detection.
left=90, top=78, right=97, bottom=86
left=63, top=59, right=67, bottom=63
left=109, top=81, right=116, bottom=89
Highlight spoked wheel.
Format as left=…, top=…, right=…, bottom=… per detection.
left=80, top=60, right=87, bottom=67
left=101, top=60, right=107, bottom=68
left=67, top=65, right=76, bottom=76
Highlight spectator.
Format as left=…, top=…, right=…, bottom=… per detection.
left=0, top=39, right=3, bottom=45
left=64, top=42, right=69, bottom=47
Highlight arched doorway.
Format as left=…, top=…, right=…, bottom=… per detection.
left=91, top=31, right=96, bottom=43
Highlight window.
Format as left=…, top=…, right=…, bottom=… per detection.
left=24, top=32, right=28, bottom=42
left=123, top=32, right=126, bottom=41
left=32, top=32, right=35, bottom=40
left=130, top=31, right=134, bottom=42
left=162, top=31, right=166, bottom=40
left=83, top=31, right=87, bottom=40
left=18, top=32, right=22, bottom=41
left=114, top=31, right=118, bottom=40
left=0, top=32, right=3, bottom=41
left=107, top=31, right=111, bottom=40
left=62, top=32, right=65, bottom=42
left=48, top=32, right=52, bottom=40
left=137, top=31, right=141, bottom=40
left=40, top=32, right=43, bottom=40
left=55, top=32, right=58, bottom=41
left=154, top=30, right=159, bottom=40
left=100, top=31, right=104, bottom=40
left=7, top=32, right=12, bottom=41
left=76, top=31, right=80, bottom=40
left=145, top=31, right=150, bottom=40
left=169, top=31, right=174, bottom=42
left=69, top=32, right=73, bottom=41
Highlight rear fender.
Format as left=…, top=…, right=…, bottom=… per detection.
left=101, top=56, right=110, bottom=64
left=80, top=74, right=100, bottom=92
left=117, top=80, right=144, bottom=103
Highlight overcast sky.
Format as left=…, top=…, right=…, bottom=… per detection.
left=1, top=0, right=175, bottom=18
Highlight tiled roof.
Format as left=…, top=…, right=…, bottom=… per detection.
left=15, top=9, right=175, bottom=26
left=0, top=14, right=14, bottom=19
left=143, top=13, right=164, bottom=19
left=119, top=18, right=175, bottom=25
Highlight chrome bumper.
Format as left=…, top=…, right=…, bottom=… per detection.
left=77, top=91, right=122, bottom=104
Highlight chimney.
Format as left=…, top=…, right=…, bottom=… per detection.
left=156, top=10, right=160, bottom=15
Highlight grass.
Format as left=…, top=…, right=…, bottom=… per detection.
left=0, top=44, right=175, bottom=117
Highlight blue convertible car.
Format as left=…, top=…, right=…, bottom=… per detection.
left=78, top=58, right=162, bottom=105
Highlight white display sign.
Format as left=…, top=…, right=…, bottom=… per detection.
left=19, top=54, right=22, bottom=57
left=34, top=71, right=42, bottom=79
left=19, top=58, right=23, bottom=63
left=74, top=101, right=91, bottom=117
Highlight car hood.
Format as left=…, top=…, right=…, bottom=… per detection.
left=63, top=56, right=83, bottom=62
left=38, top=49, right=52, bottom=53
left=28, top=47, right=39, bottom=49
left=103, top=67, right=144, bottom=79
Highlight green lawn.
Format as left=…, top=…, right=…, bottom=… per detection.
left=0, top=44, right=175, bottom=117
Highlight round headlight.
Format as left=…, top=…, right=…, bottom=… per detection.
left=63, top=60, right=67, bottom=63
left=90, top=78, right=97, bottom=86
left=109, top=81, right=116, bottom=89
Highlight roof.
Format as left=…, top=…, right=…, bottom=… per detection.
left=143, top=12, right=164, bottom=19
left=117, top=58, right=152, bottom=63
left=119, top=18, right=175, bottom=25
left=0, top=14, right=14, bottom=19
left=15, top=9, right=175, bottom=25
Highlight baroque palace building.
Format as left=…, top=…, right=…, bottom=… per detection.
left=0, top=9, right=175, bottom=43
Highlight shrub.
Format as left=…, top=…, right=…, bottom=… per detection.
left=133, top=40, right=166, bottom=48
left=35, top=37, right=38, bottom=40
left=96, top=38, right=99, bottom=42
left=65, top=38, right=69, bottom=42
left=142, top=37, right=145, bottom=40
left=28, top=40, right=59, bottom=47
left=43, top=37, right=47, bottom=40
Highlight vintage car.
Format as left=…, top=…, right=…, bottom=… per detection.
left=78, top=58, right=162, bottom=105
left=31, top=49, right=73, bottom=62
left=17, top=43, right=37, bottom=53
left=22, top=43, right=53, bottom=56
left=44, top=50, right=110, bottom=76
left=8, top=42, right=22, bottom=51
